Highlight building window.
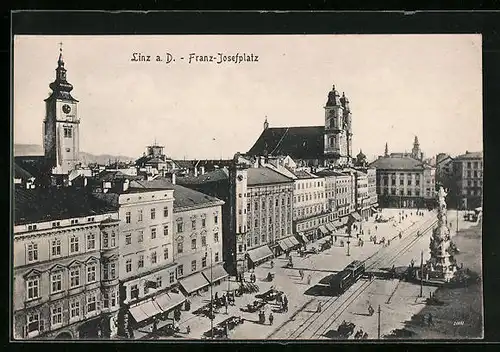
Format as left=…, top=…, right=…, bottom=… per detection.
left=151, top=208, right=156, bottom=220
left=110, top=262, right=116, bottom=279
left=138, top=255, right=144, bottom=269
left=51, top=306, right=63, bottom=326
left=215, top=252, right=219, bottom=262
left=191, top=238, right=197, bottom=250
left=202, top=256, right=207, bottom=268
left=177, top=222, right=184, bottom=233
left=63, top=127, right=72, bottom=138
left=87, top=264, right=97, bottom=283
left=26, top=313, right=41, bottom=335
left=130, top=285, right=139, bottom=300
left=70, top=236, right=79, bottom=253
left=111, top=291, right=117, bottom=307
left=177, top=242, right=183, bottom=254
left=261, top=234, right=266, bottom=242
left=151, top=251, right=157, bottom=264
left=26, top=277, right=39, bottom=300
left=70, top=267, right=80, bottom=288
left=87, top=234, right=96, bottom=250
left=125, top=211, right=131, bottom=224
left=70, top=300, right=80, bottom=319
left=191, top=260, right=197, bottom=272
left=163, top=225, right=169, bottom=236
left=163, top=206, right=169, bottom=218
left=27, top=243, right=38, bottom=262
left=163, top=247, right=169, bottom=260
left=214, top=215, right=218, bottom=224
left=51, top=239, right=61, bottom=257
left=138, top=231, right=144, bottom=243
left=50, top=272, right=63, bottom=294
left=125, top=233, right=132, bottom=245
left=169, top=272, right=175, bottom=283
left=192, top=219, right=196, bottom=230
left=151, top=227, right=157, bottom=239
left=138, top=209, right=143, bottom=222
left=103, top=292, right=109, bottom=308
left=201, top=236, right=207, bottom=247
left=87, top=294, right=97, bottom=313
left=126, top=259, right=132, bottom=273
left=177, top=265, right=184, bottom=277
left=156, top=276, right=162, bottom=288
left=201, top=218, right=206, bottom=228
left=52, top=221, right=60, bottom=228
left=214, top=232, right=219, bottom=243
left=110, top=232, right=116, bottom=247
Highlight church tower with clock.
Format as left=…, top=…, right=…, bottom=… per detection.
left=43, top=46, right=80, bottom=176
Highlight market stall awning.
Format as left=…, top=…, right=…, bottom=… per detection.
left=129, top=299, right=162, bottom=323
left=288, top=236, right=300, bottom=247
left=325, top=223, right=336, bottom=232
left=202, top=264, right=229, bottom=284
left=350, top=212, right=362, bottom=221
left=283, top=237, right=296, bottom=249
left=247, top=245, right=274, bottom=263
left=278, top=240, right=290, bottom=251
left=179, top=272, right=210, bottom=294
left=318, top=225, right=329, bottom=235
left=153, top=291, right=186, bottom=313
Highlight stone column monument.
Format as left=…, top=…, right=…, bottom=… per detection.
left=427, top=187, right=457, bottom=282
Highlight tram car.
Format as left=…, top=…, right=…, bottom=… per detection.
left=327, top=261, right=366, bottom=294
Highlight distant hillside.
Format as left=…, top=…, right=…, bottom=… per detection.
left=14, top=144, right=136, bottom=165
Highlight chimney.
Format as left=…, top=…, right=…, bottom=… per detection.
left=172, top=173, right=176, bottom=185
left=201, top=166, right=205, bottom=175
left=194, top=167, right=198, bottom=177
left=123, top=179, right=130, bottom=192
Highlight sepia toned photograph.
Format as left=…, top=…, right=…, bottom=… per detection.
left=12, top=34, right=483, bottom=341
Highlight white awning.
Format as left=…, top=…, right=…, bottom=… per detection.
left=128, top=299, right=162, bottom=323
left=318, top=225, right=329, bottom=235
left=247, top=245, right=274, bottom=263
left=153, top=291, right=186, bottom=313
left=202, top=264, right=229, bottom=284
left=325, top=223, right=336, bottom=232
left=179, top=272, right=210, bottom=294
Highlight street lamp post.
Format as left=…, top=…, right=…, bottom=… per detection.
left=205, top=249, right=214, bottom=339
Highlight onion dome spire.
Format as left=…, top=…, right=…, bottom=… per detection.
left=46, top=42, right=77, bottom=102
left=326, top=84, right=341, bottom=107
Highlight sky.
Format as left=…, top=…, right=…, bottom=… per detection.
left=13, top=35, right=483, bottom=161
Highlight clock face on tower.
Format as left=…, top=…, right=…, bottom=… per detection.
left=62, top=104, right=71, bottom=114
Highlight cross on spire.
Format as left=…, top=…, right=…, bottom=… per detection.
left=59, top=42, right=63, bottom=52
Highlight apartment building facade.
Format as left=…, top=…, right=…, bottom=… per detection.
left=13, top=188, right=119, bottom=340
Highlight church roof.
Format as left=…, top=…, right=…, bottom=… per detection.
left=369, top=156, right=432, bottom=171
left=248, top=126, right=325, bottom=160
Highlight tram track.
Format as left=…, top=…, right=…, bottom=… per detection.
left=272, top=215, right=437, bottom=340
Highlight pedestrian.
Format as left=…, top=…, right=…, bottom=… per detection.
left=428, top=313, right=434, bottom=326
left=375, top=225, right=378, bottom=231
left=317, top=302, right=322, bottom=313
left=411, top=259, right=415, bottom=268
left=215, top=292, right=219, bottom=302
left=186, top=325, right=191, bottom=334
left=307, top=275, right=311, bottom=285
left=269, top=313, right=274, bottom=325
left=283, top=295, right=288, bottom=311
left=270, top=260, right=274, bottom=269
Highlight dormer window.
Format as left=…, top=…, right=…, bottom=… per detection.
left=71, top=219, right=79, bottom=225
left=27, top=224, right=37, bottom=231
left=64, top=127, right=72, bottom=138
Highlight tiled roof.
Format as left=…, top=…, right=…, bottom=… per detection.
left=15, top=187, right=118, bottom=225
left=248, top=126, right=325, bottom=160
left=247, top=167, right=294, bottom=186
left=454, top=151, right=483, bottom=160
left=369, top=156, right=431, bottom=170
left=128, top=177, right=224, bottom=210
left=97, top=170, right=142, bottom=182
left=176, top=169, right=229, bottom=185
left=287, top=168, right=316, bottom=179
left=315, top=169, right=348, bottom=177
